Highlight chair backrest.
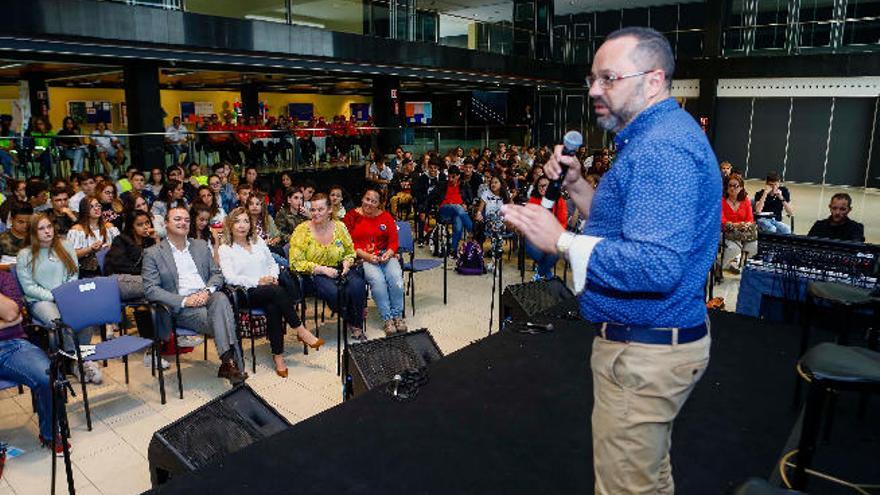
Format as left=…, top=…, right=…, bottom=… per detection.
left=52, top=276, right=121, bottom=331
left=96, top=247, right=110, bottom=275
left=396, top=221, right=414, bottom=254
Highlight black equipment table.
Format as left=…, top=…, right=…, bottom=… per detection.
left=150, top=311, right=803, bottom=494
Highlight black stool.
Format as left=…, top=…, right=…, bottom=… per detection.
left=783, top=342, right=880, bottom=491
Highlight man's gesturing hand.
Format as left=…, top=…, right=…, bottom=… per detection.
left=501, top=203, right=564, bottom=254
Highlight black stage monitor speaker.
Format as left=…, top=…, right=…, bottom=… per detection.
left=148, top=384, right=290, bottom=487
left=502, top=277, right=576, bottom=322
left=346, top=329, right=443, bottom=397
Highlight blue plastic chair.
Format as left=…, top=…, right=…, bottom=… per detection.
left=396, top=221, right=444, bottom=316
left=95, top=247, right=109, bottom=275
left=52, top=276, right=153, bottom=430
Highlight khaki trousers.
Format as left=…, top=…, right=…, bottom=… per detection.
left=590, top=328, right=711, bottom=495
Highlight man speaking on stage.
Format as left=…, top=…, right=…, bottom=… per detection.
left=502, top=27, right=720, bottom=494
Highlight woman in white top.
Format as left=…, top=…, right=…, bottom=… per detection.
left=217, top=207, right=324, bottom=378
left=67, top=195, right=119, bottom=278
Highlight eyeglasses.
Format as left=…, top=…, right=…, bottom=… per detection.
left=586, top=69, right=657, bottom=89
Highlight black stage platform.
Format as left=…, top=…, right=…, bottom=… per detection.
left=150, top=311, right=856, bottom=494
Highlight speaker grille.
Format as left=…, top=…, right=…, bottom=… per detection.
left=162, top=400, right=263, bottom=469
left=503, top=278, right=574, bottom=321
left=348, top=329, right=443, bottom=391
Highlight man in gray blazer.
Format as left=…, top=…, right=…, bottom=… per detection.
left=142, top=205, right=247, bottom=384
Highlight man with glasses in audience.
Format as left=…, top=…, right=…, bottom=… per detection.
left=47, top=186, right=76, bottom=236
left=503, top=27, right=717, bottom=494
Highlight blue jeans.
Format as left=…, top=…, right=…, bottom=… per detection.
left=0, top=338, right=53, bottom=439
left=362, top=258, right=404, bottom=321
left=757, top=217, right=791, bottom=234
left=311, top=268, right=367, bottom=328
left=62, top=147, right=85, bottom=173
left=29, top=301, right=93, bottom=352
left=37, top=150, right=52, bottom=178
left=525, top=240, right=558, bottom=279
left=169, top=143, right=190, bottom=166
left=438, top=204, right=473, bottom=253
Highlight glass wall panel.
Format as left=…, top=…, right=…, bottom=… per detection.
left=186, top=0, right=287, bottom=23
left=290, top=0, right=364, bottom=34
left=754, top=0, right=787, bottom=50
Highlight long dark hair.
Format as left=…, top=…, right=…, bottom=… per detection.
left=488, top=173, right=511, bottom=204
left=188, top=202, right=212, bottom=240
left=75, top=195, right=109, bottom=243
left=159, top=179, right=183, bottom=206
left=724, top=173, right=748, bottom=202
left=195, top=185, right=220, bottom=218
left=122, top=210, right=156, bottom=248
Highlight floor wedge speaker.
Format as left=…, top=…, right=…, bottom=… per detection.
left=346, top=329, right=443, bottom=397
left=502, top=277, right=576, bottom=322
left=148, top=384, right=290, bottom=487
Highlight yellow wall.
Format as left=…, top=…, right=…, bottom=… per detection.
left=260, top=93, right=372, bottom=120
left=6, top=86, right=375, bottom=130
left=47, top=87, right=126, bottom=131
left=159, top=89, right=240, bottom=126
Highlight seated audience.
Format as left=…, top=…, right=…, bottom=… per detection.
left=0, top=202, right=33, bottom=258
left=56, top=117, right=86, bottom=174
left=120, top=170, right=155, bottom=207
left=196, top=185, right=226, bottom=226
left=145, top=167, right=165, bottom=198
left=218, top=207, right=324, bottom=377
left=26, top=181, right=51, bottom=212
left=16, top=214, right=100, bottom=383
left=246, top=193, right=282, bottom=250
left=474, top=174, right=511, bottom=267
left=166, top=166, right=197, bottom=202
left=48, top=186, right=76, bottom=236
left=67, top=196, right=119, bottom=278
left=389, top=159, right=416, bottom=219
left=151, top=179, right=188, bottom=239
left=290, top=193, right=367, bottom=340
left=0, top=269, right=60, bottom=451
left=328, top=185, right=347, bottom=219
left=721, top=174, right=757, bottom=273
left=68, top=172, right=96, bottom=213
left=211, top=163, right=236, bottom=213
left=367, top=156, right=393, bottom=192
left=526, top=176, right=567, bottom=280
left=91, top=121, right=126, bottom=175
left=96, top=179, right=125, bottom=231
left=275, top=188, right=308, bottom=239
left=142, top=206, right=247, bottom=384
left=165, top=116, right=191, bottom=167
left=271, top=172, right=294, bottom=213
left=437, top=166, right=474, bottom=257
left=344, top=189, right=407, bottom=336
left=807, top=192, right=865, bottom=243
left=754, top=171, right=793, bottom=234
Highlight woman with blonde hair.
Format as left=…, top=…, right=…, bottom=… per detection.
left=218, top=207, right=323, bottom=377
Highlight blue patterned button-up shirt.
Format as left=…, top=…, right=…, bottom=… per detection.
left=579, top=97, right=720, bottom=328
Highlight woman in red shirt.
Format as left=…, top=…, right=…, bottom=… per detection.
left=343, top=189, right=407, bottom=336
left=721, top=173, right=757, bottom=273
left=526, top=176, right=568, bottom=280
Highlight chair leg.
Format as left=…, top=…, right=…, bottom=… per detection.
left=156, top=343, right=166, bottom=405
left=123, top=355, right=129, bottom=384
left=173, top=332, right=184, bottom=400
left=77, top=359, right=93, bottom=431
left=17, top=383, right=23, bottom=394
left=250, top=323, right=256, bottom=375
left=792, top=380, right=828, bottom=490
left=410, top=272, right=416, bottom=316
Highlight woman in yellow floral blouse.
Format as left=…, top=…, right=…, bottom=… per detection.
left=290, top=193, right=368, bottom=339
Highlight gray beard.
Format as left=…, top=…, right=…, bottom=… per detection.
left=596, top=114, right=622, bottom=132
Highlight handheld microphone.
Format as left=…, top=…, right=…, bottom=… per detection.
left=541, top=130, right=583, bottom=209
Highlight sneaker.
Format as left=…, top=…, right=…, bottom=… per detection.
left=176, top=335, right=204, bottom=348
left=486, top=262, right=495, bottom=273
left=83, top=361, right=102, bottom=385
left=143, top=352, right=171, bottom=370
left=531, top=273, right=542, bottom=282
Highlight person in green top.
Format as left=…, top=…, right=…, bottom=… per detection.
left=0, top=115, right=18, bottom=179
left=27, top=117, right=55, bottom=179
left=289, top=193, right=367, bottom=340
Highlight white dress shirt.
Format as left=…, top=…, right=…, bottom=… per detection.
left=165, top=124, right=189, bottom=144
left=217, top=239, right=279, bottom=289
left=169, top=239, right=207, bottom=297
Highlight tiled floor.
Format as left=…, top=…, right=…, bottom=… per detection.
left=1, top=182, right=877, bottom=495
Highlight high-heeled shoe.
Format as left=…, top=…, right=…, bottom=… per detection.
left=297, top=335, right=326, bottom=350
left=275, top=368, right=289, bottom=378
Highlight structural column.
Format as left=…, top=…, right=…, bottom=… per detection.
left=240, top=83, right=260, bottom=119
left=698, top=0, right=728, bottom=145
left=123, top=63, right=164, bottom=170
left=372, top=75, right=401, bottom=152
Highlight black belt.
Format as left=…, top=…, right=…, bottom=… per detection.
left=596, top=322, right=708, bottom=345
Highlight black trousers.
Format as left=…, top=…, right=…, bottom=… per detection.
left=246, top=284, right=302, bottom=355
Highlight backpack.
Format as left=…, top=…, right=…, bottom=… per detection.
left=455, top=240, right=486, bottom=275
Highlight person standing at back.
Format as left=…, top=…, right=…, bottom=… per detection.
left=503, top=27, right=719, bottom=494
